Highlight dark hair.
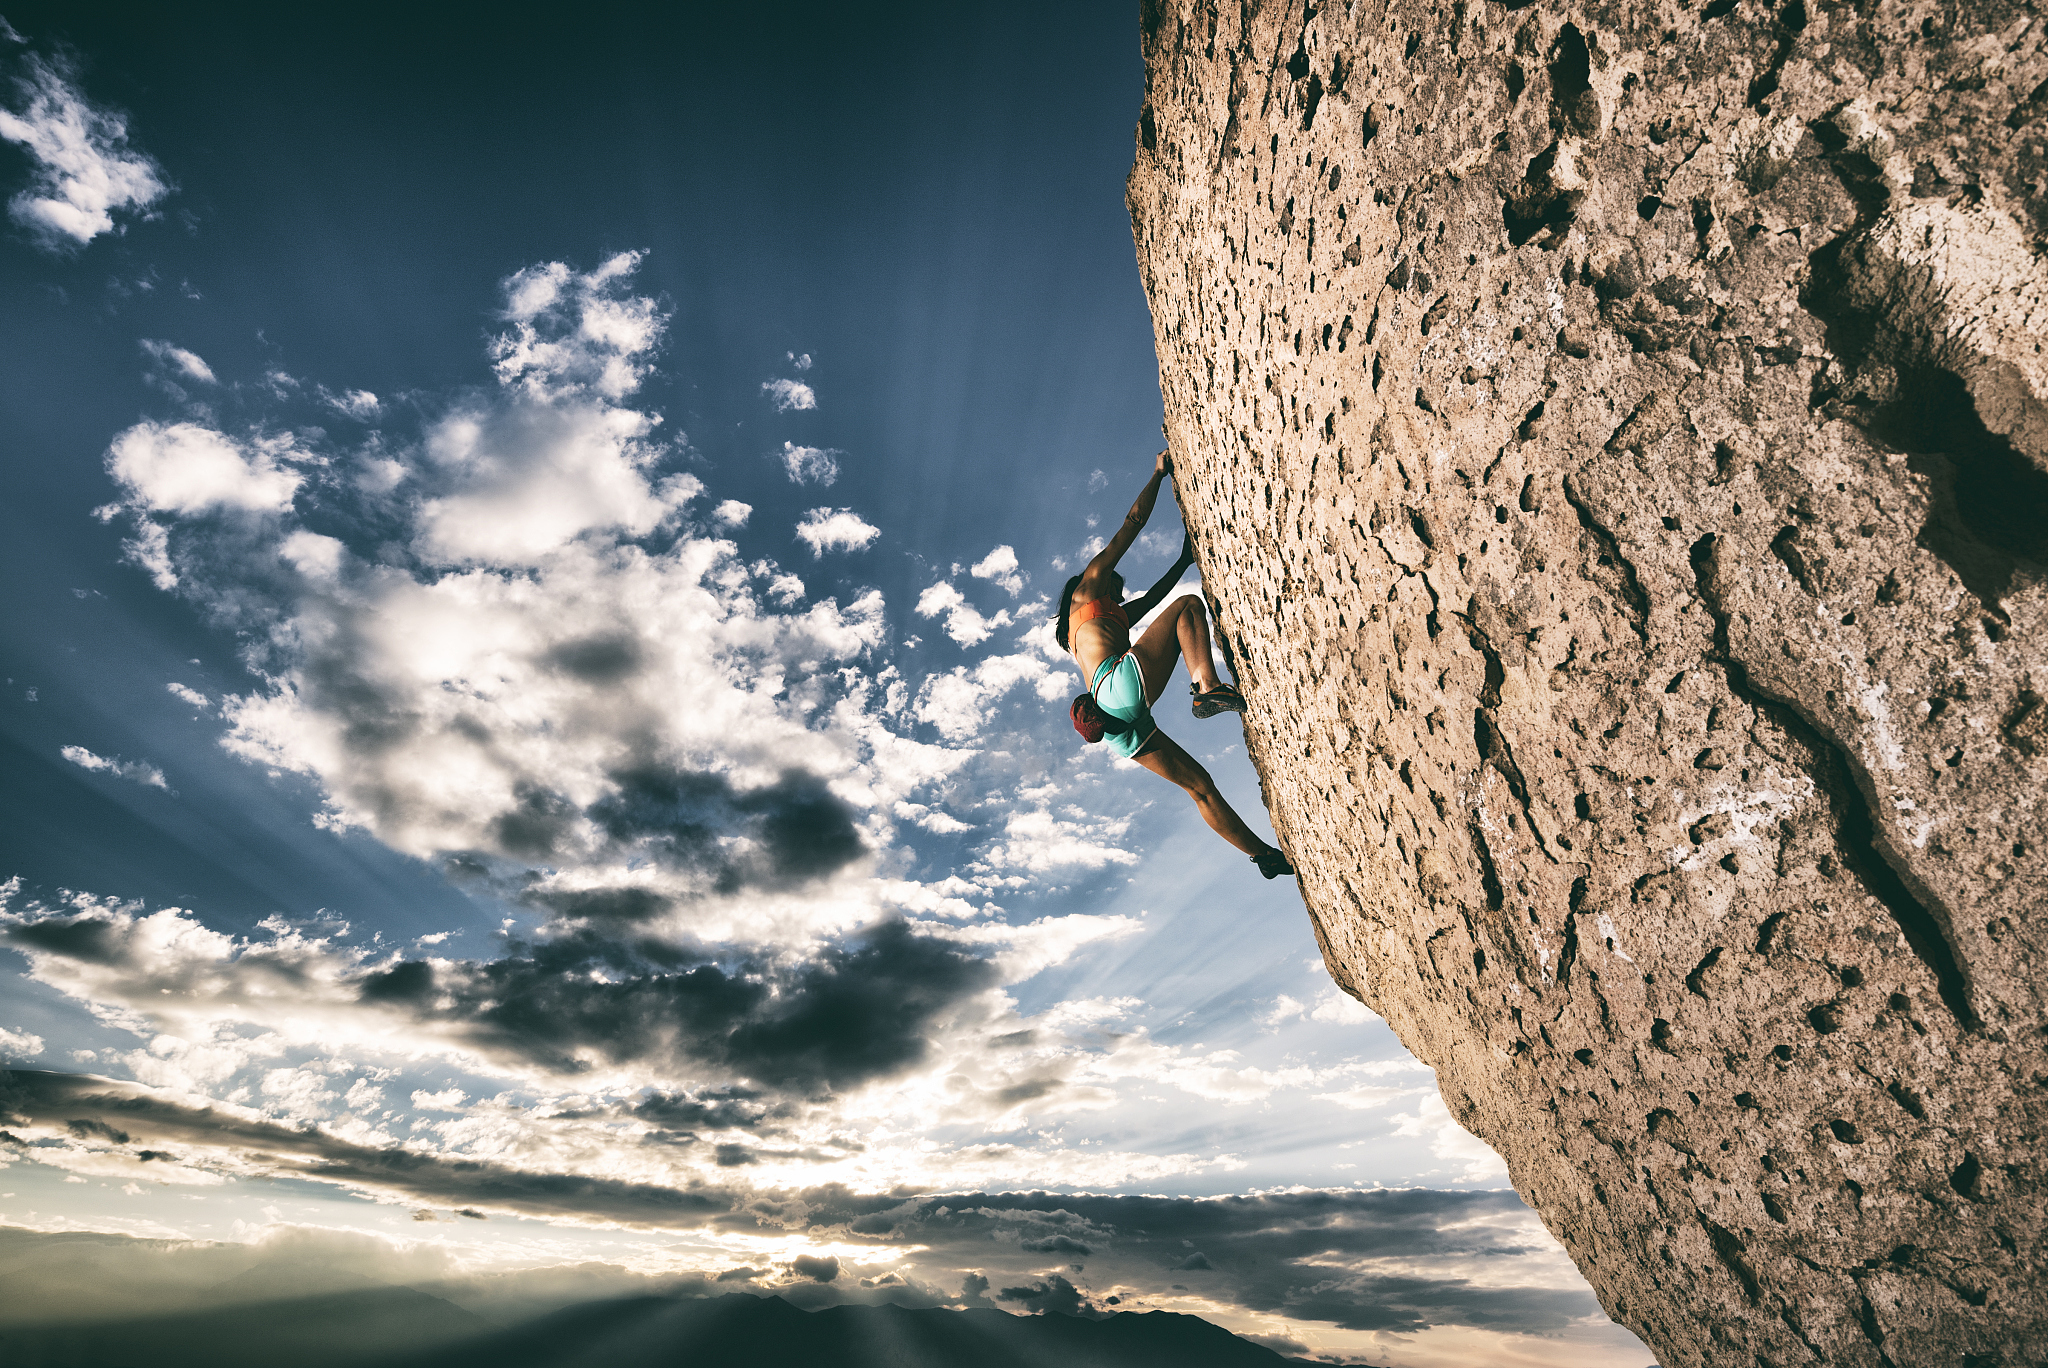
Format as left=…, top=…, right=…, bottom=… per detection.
left=1055, top=575, right=1082, bottom=652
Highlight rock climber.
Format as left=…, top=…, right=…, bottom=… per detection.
left=1056, top=449, right=1295, bottom=879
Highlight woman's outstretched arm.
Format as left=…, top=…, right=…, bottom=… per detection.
left=1080, top=450, right=1170, bottom=587
left=1120, top=531, right=1197, bottom=621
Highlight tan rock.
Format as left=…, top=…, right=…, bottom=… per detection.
left=1127, top=1, right=2048, bottom=1363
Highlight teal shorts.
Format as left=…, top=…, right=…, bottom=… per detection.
left=1090, top=654, right=1157, bottom=760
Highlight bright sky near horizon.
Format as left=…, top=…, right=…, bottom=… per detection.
left=0, top=7, right=1651, bottom=1365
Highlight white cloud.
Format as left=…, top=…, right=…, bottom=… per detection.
left=713, top=499, right=751, bottom=527
left=323, top=388, right=380, bottom=421
left=1084, top=1039, right=1328, bottom=1105
left=914, top=582, right=961, bottom=616
left=491, top=251, right=661, bottom=401
left=1310, top=987, right=1377, bottom=1024
left=0, top=1026, right=44, bottom=1058
left=1017, top=611, right=1065, bottom=662
left=123, top=519, right=175, bottom=590
left=0, top=54, right=167, bottom=248
left=398, top=260, right=690, bottom=566
left=975, top=807, right=1138, bottom=873
left=138, top=339, right=215, bottom=384
left=279, top=529, right=346, bottom=582
left=1392, top=1094, right=1511, bottom=1184
left=166, top=683, right=209, bottom=710
left=1316, top=1081, right=1430, bottom=1111
left=60, top=745, right=168, bottom=790
left=912, top=650, right=1072, bottom=741
left=107, top=422, right=301, bottom=516
left=936, top=913, right=1145, bottom=987
left=969, top=545, right=1025, bottom=596
left=261, top=1066, right=339, bottom=1116
left=1258, top=994, right=1305, bottom=1027
left=779, top=441, right=840, bottom=486
left=762, top=378, right=817, bottom=412
left=795, top=507, right=879, bottom=557
left=1086, top=469, right=1108, bottom=493
left=914, top=581, right=1011, bottom=647
left=409, top=404, right=686, bottom=566
left=892, top=801, right=973, bottom=834
left=765, top=573, right=805, bottom=605
left=410, top=1088, right=468, bottom=1111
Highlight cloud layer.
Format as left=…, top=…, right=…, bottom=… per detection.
left=1, top=1070, right=1599, bottom=1354
left=95, top=256, right=942, bottom=948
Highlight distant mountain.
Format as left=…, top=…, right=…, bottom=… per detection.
left=0, top=1283, right=492, bottom=1368
left=0, top=1289, right=1372, bottom=1368
left=395, top=1293, right=1336, bottom=1368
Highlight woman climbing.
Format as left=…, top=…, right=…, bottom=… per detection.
left=1056, top=449, right=1294, bottom=879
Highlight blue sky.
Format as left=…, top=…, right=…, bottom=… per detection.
left=0, top=7, right=1650, bottom=1365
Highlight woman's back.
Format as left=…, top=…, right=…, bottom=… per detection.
left=1069, top=596, right=1130, bottom=681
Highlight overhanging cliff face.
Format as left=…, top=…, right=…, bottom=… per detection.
left=1127, top=1, right=2046, bottom=1363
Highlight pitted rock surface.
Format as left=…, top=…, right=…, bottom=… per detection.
left=1126, top=1, right=2046, bottom=1363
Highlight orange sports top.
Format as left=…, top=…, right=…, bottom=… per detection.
left=1070, top=597, right=1131, bottom=651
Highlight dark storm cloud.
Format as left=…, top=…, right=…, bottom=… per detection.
left=65, top=1117, right=130, bottom=1143
left=627, top=1086, right=781, bottom=1131
left=357, top=958, right=434, bottom=1003
left=800, top=1187, right=1541, bottom=1261
left=363, top=919, right=996, bottom=1093
left=542, top=632, right=643, bottom=684
left=794, top=1188, right=1599, bottom=1336
left=789, top=1253, right=840, bottom=1282
left=586, top=765, right=866, bottom=892
left=490, top=782, right=580, bottom=862
left=5, top=895, right=993, bottom=1097
left=6, top=915, right=127, bottom=965
left=521, top=886, right=673, bottom=926
left=435, top=764, right=869, bottom=909
left=545, top=1085, right=790, bottom=1142
left=0, top=1070, right=741, bottom=1225
left=999, top=1274, right=1100, bottom=1318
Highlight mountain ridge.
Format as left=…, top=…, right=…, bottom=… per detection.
left=0, top=1287, right=1375, bottom=1368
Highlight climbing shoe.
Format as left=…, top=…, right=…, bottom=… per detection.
left=1191, top=682, right=1246, bottom=719
left=1252, top=846, right=1294, bottom=879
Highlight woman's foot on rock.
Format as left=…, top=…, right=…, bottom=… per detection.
left=1252, top=846, right=1294, bottom=879
left=1192, top=682, right=1246, bottom=718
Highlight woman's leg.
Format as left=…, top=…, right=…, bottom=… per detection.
left=1130, top=594, right=1222, bottom=705
left=1133, top=731, right=1271, bottom=857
